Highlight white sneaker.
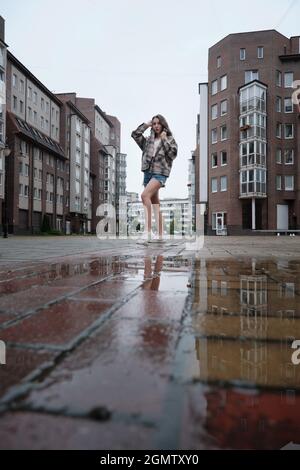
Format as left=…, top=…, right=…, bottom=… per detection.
left=136, top=232, right=152, bottom=244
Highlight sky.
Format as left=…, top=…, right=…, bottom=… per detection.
left=1, top=0, right=300, bottom=199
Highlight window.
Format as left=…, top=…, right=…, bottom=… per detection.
left=245, top=70, right=258, bottom=83
left=220, top=99, right=227, bottom=115
left=41, top=97, right=44, bottom=110
left=240, top=48, right=246, bottom=60
left=19, top=184, right=23, bottom=196
left=211, top=104, right=218, bottom=120
left=276, top=70, right=282, bottom=87
left=257, top=46, right=264, bottom=59
left=285, top=175, right=294, bottom=190
left=24, top=185, right=29, bottom=197
left=25, top=164, right=29, bottom=176
left=284, top=97, right=293, bottom=113
left=221, top=125, right=227, bottom=141
left=13, top=73, right=17, bottom=88
left=33, top=91, right=37, bottom=104
left=284, top=149, right=294, bottom=164
left=217, top=56, right=221, bottom=68
left=13, top=96, right=17, bottom=110
left=276, top=96, right=282, bottom=112
left=220, top=75, right=227, bottom=91
left=212, top=153, right=218, bottom=167
left=276, top=175, right=282, bottom=190
left=211, top=79, right=218, bottom=95
left=276, top=148, right=282, bottom=164
left=284, top=72, right=294, bottom=88
left=220, top=175, right=227, bottom=191
left=20, top=101, right=24, bottom=113
left=276, top=123, right=282, bottom=138
left=221, top=151, right=227, bottom=165
left=211, top=177, right=218, bottom=193
left=211, top=128, right=217, bottom=144
left=19, top=161, right=23, bottom=174
left=34, top=111, right=37, bottom=123
left=284, top=124, right=294, bottom=139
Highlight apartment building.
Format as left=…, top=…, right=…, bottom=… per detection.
left=198, top=30, right=300, bottom=234
left=4, top=50, right=67, bottom=234
left=0, top=16, right=8, bottom=229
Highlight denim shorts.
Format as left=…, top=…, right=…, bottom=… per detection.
left=143, top=171, right=168, bottom=188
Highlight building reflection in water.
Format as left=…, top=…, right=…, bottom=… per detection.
left=190, top=258, right=300, bottom=449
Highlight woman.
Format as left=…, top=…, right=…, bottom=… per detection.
left=131, top=114, right=178, bottom=243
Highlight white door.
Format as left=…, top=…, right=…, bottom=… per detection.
left=277, top=204, right=289, bottom=230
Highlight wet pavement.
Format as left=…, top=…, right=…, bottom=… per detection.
left=0, top=236, right=300, bottom=449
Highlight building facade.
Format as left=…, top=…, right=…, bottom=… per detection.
left=4, top=51, right=67, bottom=234
left=198, top=30, right=300, bottom=235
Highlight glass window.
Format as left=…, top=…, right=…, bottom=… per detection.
left=220, top=99, right=227, bottom=115
left=217, top=56, right=221, bottom=68
left=220, top=176, right=227, bottom=191
left=276, top=70, right=282, bottom=86
left=284, top=124, right=294, bottom=139
left=276, top=148, right=282, bottom=164
left=284, top=72, right=294, bottom=88
left=284, top=149, right=294, bottom=164
left=211, top=177, right=218, bottom=193
left=212, top=153, right=218, bottom=167
left=245, top=70, right=259, bottom=83
left=276, top=96, right=282, bottom=112
left=276, top=123, right=282, bottom=138
left=211, top=79, right=218, bottom=95
left=221, top=151, right=227, bottom=165
left=284, top=97, right=293, bottom=113
left=276, top=175, right=282, bottom=190
left=257, top=46, right=264, bottom=59
left=240, top=48, right=246, bottom=60
left=285, top=175, right=294, bottom=190
left=211, top=128, right=217, bottom=144
left=221, top=125, right=227, bottom=140
left=220, top=75, right=227, bottom=91
left=211, top=104, right=218, bottom=120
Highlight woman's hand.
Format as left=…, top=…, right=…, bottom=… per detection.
left=160, top=130, right=167, bottom=140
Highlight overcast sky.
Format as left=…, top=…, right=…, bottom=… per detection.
left=2, top=0, right=300, bottom=198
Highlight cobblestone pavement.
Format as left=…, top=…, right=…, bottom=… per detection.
left=0, top=235, right=300, bottom=450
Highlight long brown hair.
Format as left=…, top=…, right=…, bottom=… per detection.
left=151, top=114, right=172, bottom=136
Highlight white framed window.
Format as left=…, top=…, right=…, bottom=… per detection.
left=284, top=97, right=293, bottom=113
left=220, top=99, right=227, bottom=115
left=284, top=124, right=294, bottom=139
left=276, top=70, right=282, bottom=87
left=220, top=75, right=227, bottom=91
left=276, top=148, right=282, bottom=164
left=276, top=175, right=282, bottom=190
left=211, top=104, right=218, bottom=120
left=19, top=183, right=23, bottom=196
left=221, top=125, right=227, bottom=141
left=257, top=46, right=264, bottom=59
left=211, top=177, right=218, bottom=193
left=211, top=79, right=218, bottom=95
left=217, top=56, right=221, bottom=68
left=285, top=175, right=294, bottom=190
left=284, top=149, right=294, bottom=164
left=240, top=48, right=246, bottom=60
left=221, top=150, right=227, bottom=165
left=245, top=70, right=259, bottom=83
left=13, top=73, right=17, bottom=88
left=211, top=128, right=217, bottom=144
left=220, top=175, right=227, bottom=191
left=284, top=72, right=294, bottom=88
left=276, top=96, right=282, bottom=112
left=212, top=153, right=218, bottom=168
left=276, top=123, right=282, bottom=138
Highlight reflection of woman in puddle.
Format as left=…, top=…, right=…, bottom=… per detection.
left=142, top=255, right=164, bottom=290
left=140, top=255, right=169, bottom=357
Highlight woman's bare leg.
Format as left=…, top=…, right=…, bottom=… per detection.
left=151, top=190, right=163, bottom=237
left=141, top=179, right=161, bottom=234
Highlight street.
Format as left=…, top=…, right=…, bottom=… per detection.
left=0, top=235, right=300, bottom=449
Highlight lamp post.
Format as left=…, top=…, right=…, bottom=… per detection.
left=1, top=144, right=12, bottom=238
